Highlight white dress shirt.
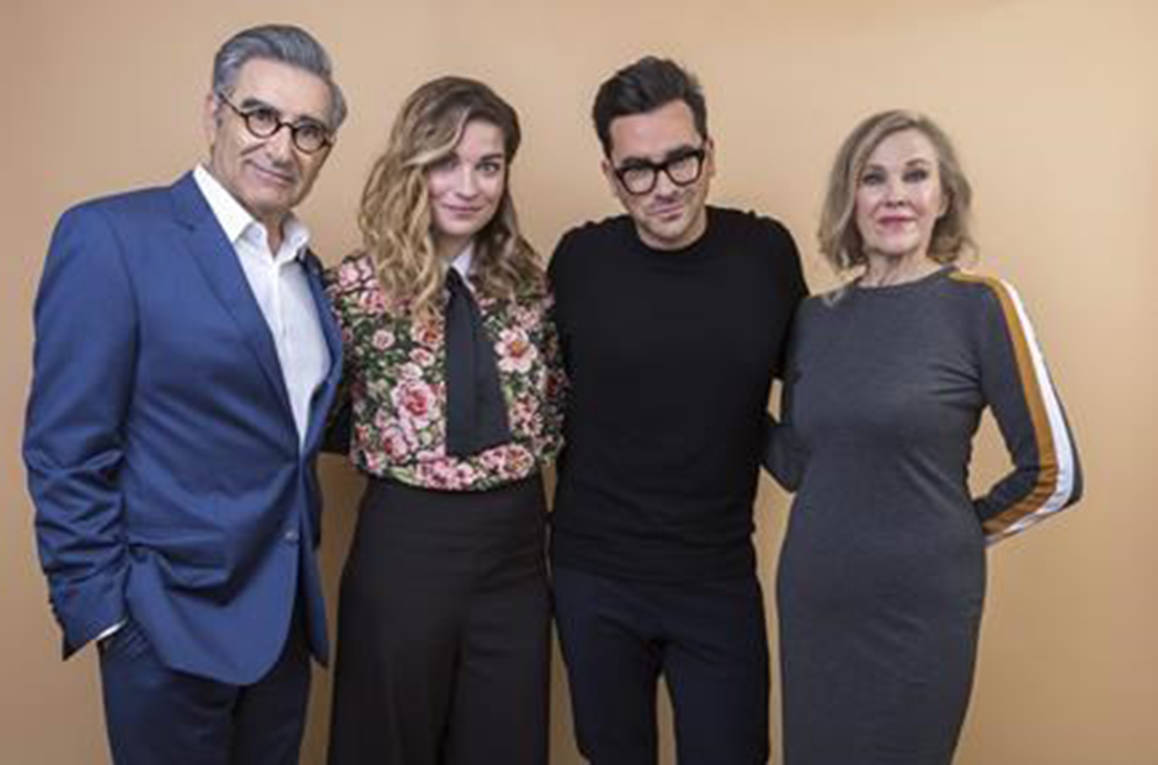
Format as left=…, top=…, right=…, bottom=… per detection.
left=193, top=164, right=330, bottom=448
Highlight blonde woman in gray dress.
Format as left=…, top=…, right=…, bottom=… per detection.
left=766, top=109, right=1082, bottom=764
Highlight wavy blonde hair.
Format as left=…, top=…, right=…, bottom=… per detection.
left=358, top=76, right=542, bottom=317
left=818, top=109, right=976, bottom=274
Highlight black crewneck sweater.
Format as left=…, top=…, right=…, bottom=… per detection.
left=548, top=207, right=806, bottom=581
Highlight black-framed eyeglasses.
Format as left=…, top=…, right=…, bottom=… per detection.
left=613, top=147, right=707, bottom=195
left=216, top=93, right=333, bottom=154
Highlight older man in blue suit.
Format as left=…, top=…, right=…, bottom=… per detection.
left=24, top=24, right=346, bottom=764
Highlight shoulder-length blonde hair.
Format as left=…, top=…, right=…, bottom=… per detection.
left=818, top=109, right=976, bottom=274
left=358, top=76, right=542, bottom=317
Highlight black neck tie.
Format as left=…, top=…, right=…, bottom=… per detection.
left=444, top=268, right=512, bottom=457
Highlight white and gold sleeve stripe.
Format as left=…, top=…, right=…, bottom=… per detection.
left=952, top=272, right=1079, bottom=543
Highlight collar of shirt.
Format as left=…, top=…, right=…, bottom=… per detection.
left=449, top=242, right=474, bottom=280
left=192, top=164, right=310, bottom=265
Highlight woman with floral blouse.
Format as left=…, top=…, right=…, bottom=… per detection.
left=324, top=77, right=564, bottom=765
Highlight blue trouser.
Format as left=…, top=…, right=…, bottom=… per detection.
left=98, top=610, right=310, bottom=765
left=553, top=566, right=770, bottom=765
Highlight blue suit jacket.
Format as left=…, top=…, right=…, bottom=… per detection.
left=24, top=172, right=343, bottom=684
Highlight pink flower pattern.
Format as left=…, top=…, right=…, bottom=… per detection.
left=325, top=252, right=566, bottom=491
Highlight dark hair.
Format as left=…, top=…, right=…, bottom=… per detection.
left=591, top=56, right=707, bottom=155
left=213, top=24, right=347, bottom=129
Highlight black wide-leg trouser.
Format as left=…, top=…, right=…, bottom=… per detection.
left=327, top=473, right=549, bottom=765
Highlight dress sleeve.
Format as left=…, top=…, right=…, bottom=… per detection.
left=763, top=414, right=807, bottom=492
left=967, top=276, right=1083, bottom=544
left=762, top=306, right=809, bottom=491
left=538, top=289, right=568, bottom=461
left=320, top=259, right=365, bottom=455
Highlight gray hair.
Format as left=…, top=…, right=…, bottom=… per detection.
left=212, top=24, right=348, bottom=130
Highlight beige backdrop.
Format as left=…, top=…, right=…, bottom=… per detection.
left=3, top=0, right=1155, bottom=762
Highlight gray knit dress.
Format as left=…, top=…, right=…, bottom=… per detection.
left=767, top=266, right=1081, bottom=764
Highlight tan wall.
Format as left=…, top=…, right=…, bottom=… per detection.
left=3, top=0, right=1155, bottom=762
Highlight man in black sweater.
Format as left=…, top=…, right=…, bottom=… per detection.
left=549, top=57, right=807, bottom=764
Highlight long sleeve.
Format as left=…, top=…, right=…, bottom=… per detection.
left=24, top=205, right=136, bottom=655
left=762, top=258, right=809, bottom=492
left=964, top=275, right=1083, bottom=544
left=537, top=290, right=567, bottom=461
left=321, top=265, right=357, bottom=455
left=763, top=388, right=808, bottom=493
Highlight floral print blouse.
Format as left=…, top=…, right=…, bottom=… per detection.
left=325, top=252, right=566, bottom=492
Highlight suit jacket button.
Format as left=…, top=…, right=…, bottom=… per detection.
left=284, top=529, right=300, bottom=544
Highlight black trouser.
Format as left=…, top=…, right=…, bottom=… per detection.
left=328, top=474, right=550, bottom=765
left=99, top=606, right=310, bottom=765
left=553, top=565, right=770, bottom=765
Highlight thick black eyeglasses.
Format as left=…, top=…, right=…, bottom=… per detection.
left=217, top=94, right=333, bottom=154
left=613, top=147, right=707, bottom=195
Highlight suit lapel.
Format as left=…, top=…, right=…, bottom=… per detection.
left=169, top=173, right=294, bottom=420
left=301, top=250, right=343, bottom=452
